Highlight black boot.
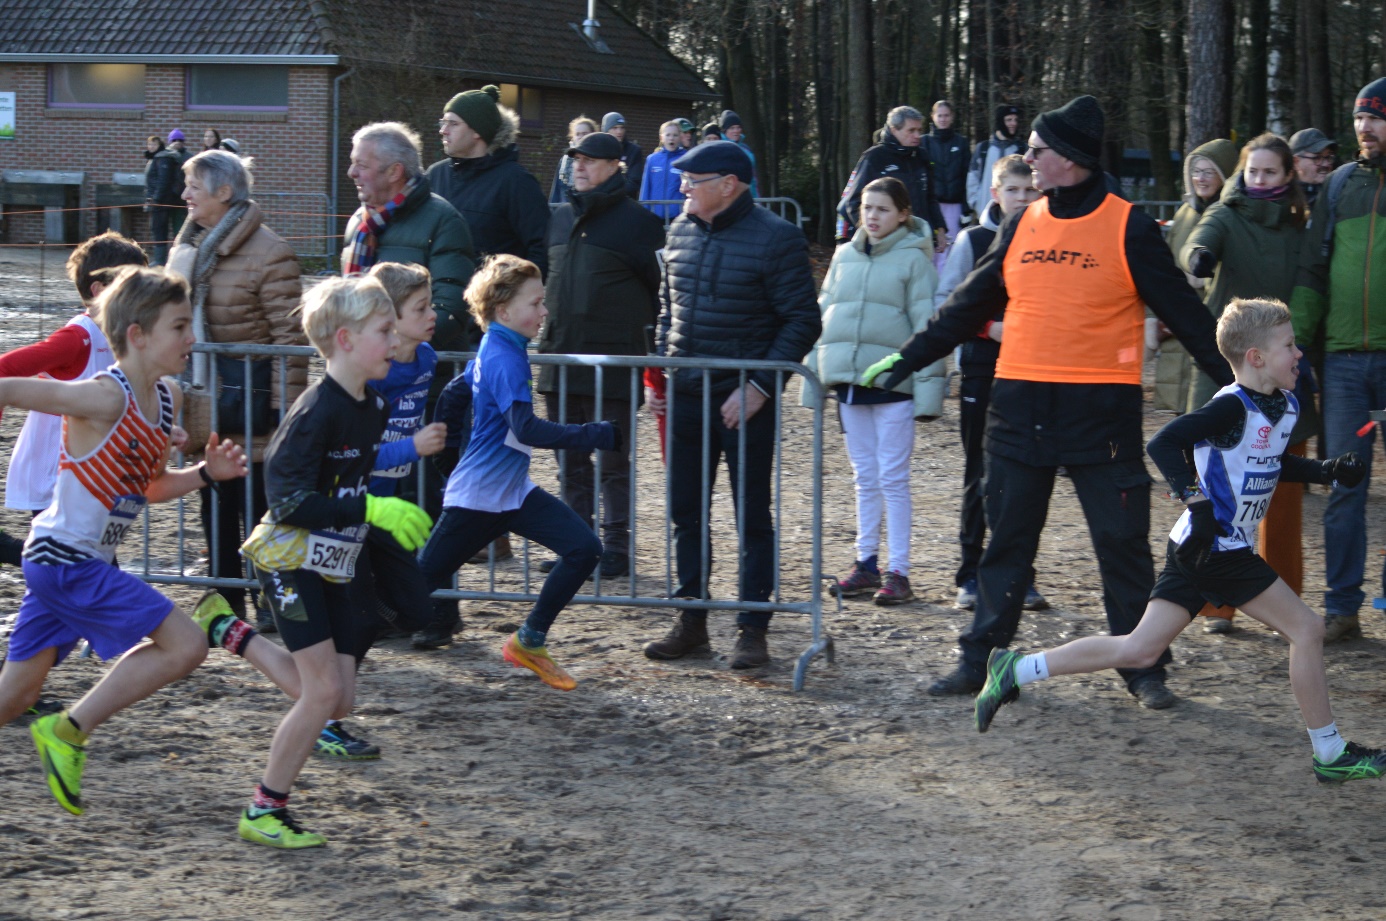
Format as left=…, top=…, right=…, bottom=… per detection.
left=643, top=611, right=710, bottom=660
left=729, top=625, right=769, bottom=669
left=927, top=665, right=984, bottom=696
left=412, top=611, right=462, bottom=649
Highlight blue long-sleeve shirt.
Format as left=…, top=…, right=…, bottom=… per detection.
left=367, top=342, right=437, bottom=496
left=639, top=147, right=684, bottom=219
left=439, top=323, right=615, bottom=512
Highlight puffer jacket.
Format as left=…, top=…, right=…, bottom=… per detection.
left=343, top=180, right=476, bottom=350
left=426, top=116, right=549, bottom=277
left=145, top=147, right=184, bottom=206
left=922, top=127, right=971, bottom=206
left=1290, top=155, right=1386, bottom=353
left=805, top=216, right=944, bottom=417
left=537, top=171, right=664, bottom=399
left=658, top=191, right=820, bottom=397
left=178, top=201, right=306, bottom=462
left=837, top=129, right=947, bottom=239
left=1154, top=137, right=1237, bottom=412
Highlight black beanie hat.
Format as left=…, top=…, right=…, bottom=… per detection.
left=719, top=109, right=743, bottom=132
left=702, top=121, right=723, bottom=139
left=444, top=85, right=503, bottom=145
left=1032, top=95, right=1104, bottom=170
left=1355, top=77, right=1386, bottom=119
left=993, top=104, right=1021, bottom=137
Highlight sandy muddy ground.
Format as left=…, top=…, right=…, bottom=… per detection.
left=3, top=244, right=1386, bottom=920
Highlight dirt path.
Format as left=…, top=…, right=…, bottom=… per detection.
left=3, top=243, right=1386, bottom=918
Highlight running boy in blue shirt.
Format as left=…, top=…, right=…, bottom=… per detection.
left=0, top=266, right=247, bottom=815
left=973, top=297, right=1386, bottom=783
left=416, top=254, right=615, bottom=688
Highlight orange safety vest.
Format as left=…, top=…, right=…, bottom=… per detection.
left=996, top=194, right=1144, bottom=385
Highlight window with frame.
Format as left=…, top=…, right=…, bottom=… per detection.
left=49, top=63, right=145, bottom=108
left=187, top=65, right=289, bottom=110
left=499, top=83, right=543, bottom=129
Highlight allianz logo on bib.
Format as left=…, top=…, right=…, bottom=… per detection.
left=1241, top=472, right=1278, bottom=496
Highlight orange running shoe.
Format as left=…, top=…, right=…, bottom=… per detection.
left=502, top=633, right=577, bottom=691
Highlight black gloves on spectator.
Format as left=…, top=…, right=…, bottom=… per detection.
left=1187, top=248, right=1217, bottom=279
left=1323, top=452, right=1366, bottom=489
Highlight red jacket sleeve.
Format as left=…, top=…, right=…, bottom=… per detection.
left=0, top=325, right=92, bottom=380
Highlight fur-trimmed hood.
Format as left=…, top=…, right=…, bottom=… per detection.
left=488, top=106, right=520, bottom=155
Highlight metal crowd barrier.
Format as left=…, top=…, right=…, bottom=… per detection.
left=549, top=196, right=807, bottom=232
left=134, top=343, right=834, bottom=689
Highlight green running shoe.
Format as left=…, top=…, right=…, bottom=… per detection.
left=238, top=808, right=326, bottom=849
left=189, top=591, right=235, bottom=646
left=1314, top=741, right=1386, bottom=784
left=31, top=713, right=86, bottom=815
left=975, top=648, right=1022, bottom=734
left=314, top=721, right=381, bottom=761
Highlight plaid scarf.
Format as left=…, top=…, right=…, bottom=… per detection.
left=342, top=176, right=418, bottom=275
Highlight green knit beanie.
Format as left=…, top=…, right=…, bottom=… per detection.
left=444, top=84, right=503, bottom=144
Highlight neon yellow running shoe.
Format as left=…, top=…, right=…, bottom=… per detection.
left=189, top=590, right=235, bottom=645
left=31, top=713, right=86, bottom=815
left=502, top=633, right=577, bottom=691
left=238, top=808, right=327, bottom=849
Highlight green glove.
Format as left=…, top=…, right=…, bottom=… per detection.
left=861, top=352, right=909, bottom=391
left=364, top=495, right=433, bottom=551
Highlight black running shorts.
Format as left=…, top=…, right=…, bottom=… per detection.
left=1151, top=540, right=1280, bottom=618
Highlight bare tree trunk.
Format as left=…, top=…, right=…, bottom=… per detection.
left=1141, top=6, right=1177, bottom=199
left=1186, top=0, right=1233, bottom=147
left=1300, top=0, right=1334, bottom=134
left=1246, top=0, right=1270, bottom=135
left=846, top=0, right=873, bottom=148
left=724, top=0, right=769, bottom=182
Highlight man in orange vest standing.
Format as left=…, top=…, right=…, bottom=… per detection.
left=864, top=96, right=1235, bottom=708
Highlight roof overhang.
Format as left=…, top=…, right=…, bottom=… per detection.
left=0, top=53, right=339, bottom=65
left=346, top=58, right=719, bottom=101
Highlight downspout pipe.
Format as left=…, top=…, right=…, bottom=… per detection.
left=331, top=66, right=357, bottom=267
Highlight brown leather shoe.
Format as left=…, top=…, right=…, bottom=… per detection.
left=643, top=611, right=710, bottom=660
left=729, top=625, right=769, bottom=669
left=469, top=534, right=513, bottom=564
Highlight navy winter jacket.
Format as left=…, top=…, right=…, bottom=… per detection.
left=657, top=192, right=821, bottom=397
left=426, top=145, right=550, bottom=278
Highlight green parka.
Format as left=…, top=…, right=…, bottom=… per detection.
left=343, top=180, right=476, bottom=350
left=1289, top=156, right=1386, bottom=353
left=1181, top=174, right=1312, bottom=436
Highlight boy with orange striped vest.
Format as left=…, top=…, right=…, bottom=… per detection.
left=0, top=266, right=247, bottom=815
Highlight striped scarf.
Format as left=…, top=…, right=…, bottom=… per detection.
left=342, top=176, right=418, bottom=275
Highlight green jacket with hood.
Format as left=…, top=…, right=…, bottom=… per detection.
left=1289, top=155, right=1386, bottom=353
left=1180, top=173, right=1310, bottom=428
left=1154, top=138, right=1237, bottom=412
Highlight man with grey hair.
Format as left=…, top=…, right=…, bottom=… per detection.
left=344, top=121, right=475, bottom=352
left=836, top=105, right=947, bottom=247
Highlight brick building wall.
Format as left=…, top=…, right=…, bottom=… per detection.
left=0, top=63, right=334, bottom=250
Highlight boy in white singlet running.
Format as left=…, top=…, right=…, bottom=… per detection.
left=974, top=297, right=1386, bottom=784
left=0, top=266, right=247, bottom=815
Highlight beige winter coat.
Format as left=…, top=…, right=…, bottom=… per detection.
left=178, top=201, right=307, bottom=462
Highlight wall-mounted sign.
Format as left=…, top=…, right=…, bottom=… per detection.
left=0, top=92, right=14, bottom=139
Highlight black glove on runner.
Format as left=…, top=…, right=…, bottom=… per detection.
left=1324, top=452, right=1366, bottom=489
left=1175, top=500, right=1223, bottom=573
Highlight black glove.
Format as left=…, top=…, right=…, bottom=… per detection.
left=1324, top=452, right=1366, bottom=489
left=607, top=420, right=624, bottom=454
left=1175, top=500, right=1224, bottom=573
left=1188, top=248, right=1217, bottom=279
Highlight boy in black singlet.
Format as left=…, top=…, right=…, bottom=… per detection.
left=217, top=276, right=431, bottom=848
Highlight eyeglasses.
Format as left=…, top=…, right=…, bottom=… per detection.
left=438, top=119, right=463, bottom=130
left=1026, top=144, right=1052, bottom=156
left=1190, top=168, right=1220, bottom=180
left=1296, top=153, right=1336, bottom=165
left=680, top=174, right=727, bottom=189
